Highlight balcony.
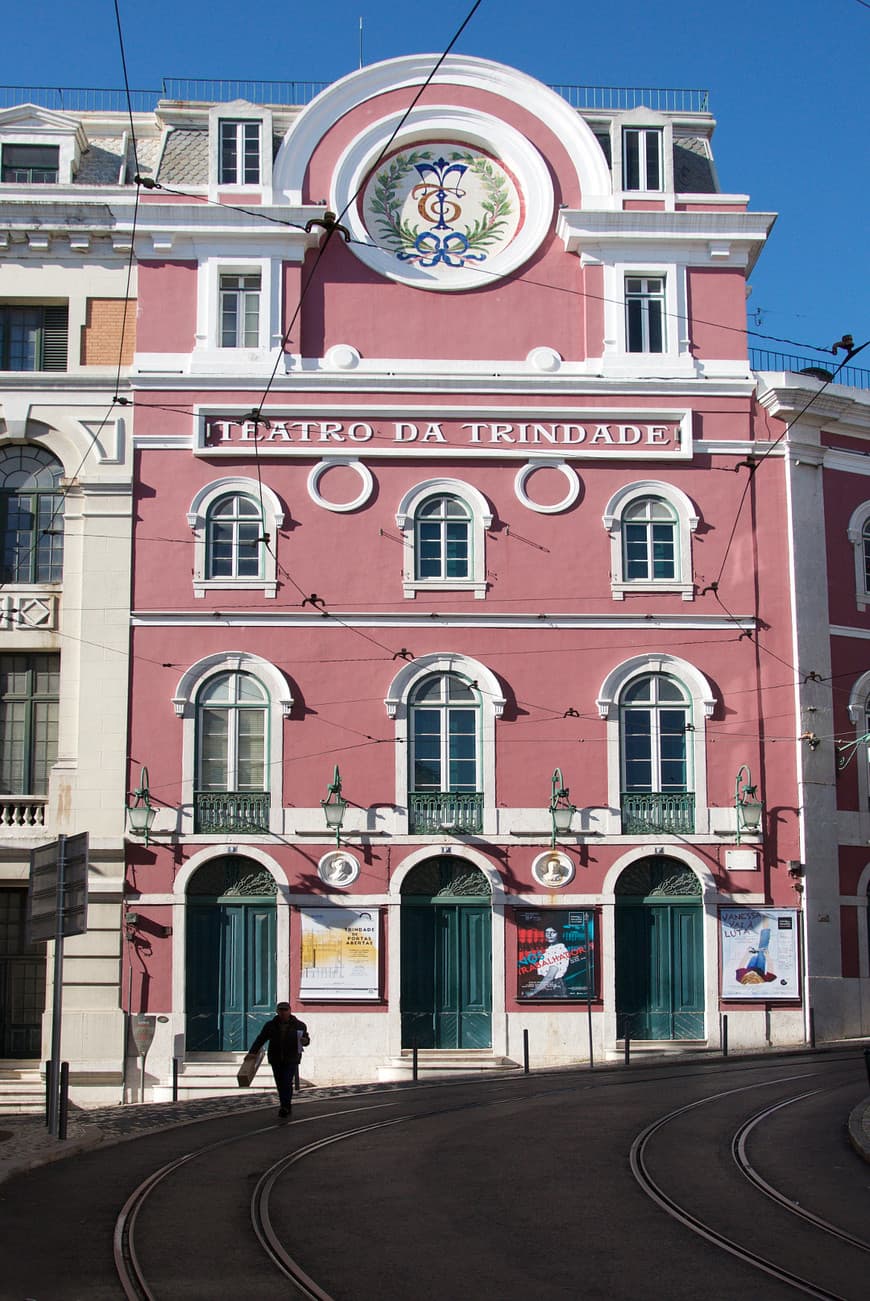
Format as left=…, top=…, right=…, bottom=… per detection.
left=409, top=791, right=483, bottom=835
left=620, top=791, right=695, bottom=835
left=194, top=791, right=270, bottom=835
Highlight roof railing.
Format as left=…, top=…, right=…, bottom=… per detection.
left=0, top=80, right=711, bottom=115
left=749, top=348, right=870, bottom=391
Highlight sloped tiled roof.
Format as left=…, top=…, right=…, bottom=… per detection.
left=158, top=128, right=208, bottom=185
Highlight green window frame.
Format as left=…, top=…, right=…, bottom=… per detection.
left=196, top=672, right=269, bottom=794
left=620, top=673, right=690, bottom=794
left=409, top=673, right=480, bottom=794
left=1, top=144, right=59, bottom=184
left=623, top=497, right=678, bottom=581
left=0, top=654, right=60, bottom=796
left=0, top=305, right=68, bottom=372
left=205, top=493, right=263, bottom=580
left=0, top=445, right=65, bottom=583
left=414, top=494, right=471, bottom=581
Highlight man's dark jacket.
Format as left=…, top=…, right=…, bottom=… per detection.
left=249, top=1014, right=308, bottom=1066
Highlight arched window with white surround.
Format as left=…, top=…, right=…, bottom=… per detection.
left=597, top=654, right=716, bottom=836
left=847, top=502, right=870, bottom=611
left=603, top=481, right=699, bottom=600
left=396, top=479, right=493, bottom=599
left=0, top=444, right=65, bottom=583
left=173, top=652, right=294, bottom=835
left=847, top=671, right=870, bottom=814
left=385, top=652, right=505, bottom=835
left=187, top=478, right=284, bottom=597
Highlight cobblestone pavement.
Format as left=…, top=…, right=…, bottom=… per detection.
left=1, top=1054, right=868, bottom=1184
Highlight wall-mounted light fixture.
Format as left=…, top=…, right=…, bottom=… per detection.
left=734, top=764, right=763, bottom=844
left=126, top=767, right=156, bottom=846
left=549, top=768, right=576, bottom=849
left=321, top=764, right=348, bottom=847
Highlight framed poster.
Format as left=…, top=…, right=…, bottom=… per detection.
left=720, top=908, right=800, bottom=1000
left=516, top=909, right=595, bottom=1001
left=299, top=907, right=380, bottom=1000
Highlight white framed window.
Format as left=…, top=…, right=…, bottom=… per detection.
left=173, top=652, right=293, bottom=836
left=385, top=652, right=505, bottom=836
left=187, top=477, right=284, bottom=598
left=219, top=273, right=260, bottom=348
left=847, top=672, right=870, bottom=815
left=597, top=654, right=716, bottom=837
left=396, top=479, right=493, bottom=599
left=218, top=119, right=260, bottom=186
left=622, top=127, right=662, bottom=192
left=603, top=481, right=699, bottom=601
left=847, top=501, right=870, bottom=611
left=2, top=143, right=59, bottom=183
left=626, top=276, right=665, bottom=352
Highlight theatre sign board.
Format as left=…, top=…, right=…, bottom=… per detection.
left=194, top=407, right=693, bottom=459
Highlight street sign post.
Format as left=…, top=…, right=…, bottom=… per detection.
left=131, top=1013, right=157, bottom=1103
left=28, top=833, right=90, bottom=1136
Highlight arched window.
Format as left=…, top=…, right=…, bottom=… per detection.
left=188, top=478, right=284, bottom=597
left=603, top=481, right=698, bottom=600
left=195, top=671, right=269, bottom=833
left=598, top=654, right=716, bottom=836
left=847, top=502, right=870, bottom=611
left=409, top=673, right=481, bottom=833
left=0, top=445, right=64, bottom=583
left=846, top=672, right=870, bottom=814
left=205, top=493, right=263, bottom=580
left=396, top=480, right=493, bottom=599
left=415, top=495, right=471, bottom=581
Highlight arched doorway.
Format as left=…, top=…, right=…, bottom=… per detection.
left=400, top=857, right=492, bottom=1049
left=185, top=857, right=276, bottom=1052
left=615, top=857, right=704, bottom=1041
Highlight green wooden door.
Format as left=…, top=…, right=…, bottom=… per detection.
left=401, top=902, right=492, bottom=1049
left=616, top=901, right=704, bottom=1040
left=186, top=901, right=276, bottom=1051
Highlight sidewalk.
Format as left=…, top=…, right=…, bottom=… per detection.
left=2, top=1057, right=869, bottom=1185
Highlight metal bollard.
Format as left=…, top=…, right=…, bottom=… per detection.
left=722, top=1013, right=729, bottom=1057
left=59, top=1062, right=69, bottom=1141
left=523, top=1027, right=530, bottom=1075
left=624, top=1032, right=631, bottom=1067
left=44, top=1060, right=52, bottom=1128
left=809, top=1007, right=816, bottom=1049
left=412, top=1039, right=418, bottom=1082
left=864, top=1047, right=870, bottom=1088
left=172, top=1057, right=179, bottom=1102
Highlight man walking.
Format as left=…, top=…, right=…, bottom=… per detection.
left=246, top=1001, right=309, bottom=1118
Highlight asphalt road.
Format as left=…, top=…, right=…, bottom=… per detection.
left=2, top=1053, right=868, bottom=1301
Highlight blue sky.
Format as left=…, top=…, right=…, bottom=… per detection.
left=5, top=0, right=868, bottom=364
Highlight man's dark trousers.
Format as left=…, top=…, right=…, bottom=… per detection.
left=273, top=1060, right=297, bottom=1109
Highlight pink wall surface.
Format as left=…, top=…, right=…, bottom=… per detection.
left=686, top=268, right=749, bottom=361
left=136, top=261, right=197, bottom=353
left=824, top=464, right=870, bottom=628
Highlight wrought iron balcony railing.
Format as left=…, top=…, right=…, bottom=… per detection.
left=409, top=791, right=484, bottom=835
left=195, top=790, right=270, bottom=834
left=620, top=791, right=695, bottom=835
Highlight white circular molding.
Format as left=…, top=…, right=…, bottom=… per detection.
left=332, top=107, right=554, bottom=291
left=527, top=347, right=562, bottom=373
left=514, top=460, right=580, bottom=514
left=317, top=850, right=360, bottom=887
left=531, top=850, right=575, bottom=888
left=307, top=459, right=374, bottom=513
left=324, top=344, right=361, bottom=371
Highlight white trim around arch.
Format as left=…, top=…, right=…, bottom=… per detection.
left=169, top=846, right=290, bottom=1058
left=172, top=652, right=295, bottom=835
left=395, top=478, right=494, bottom=598
left=186, top=477, right=286, bottom=598
left=846, top=501, right=870, bottom=612
left=386, top=845, right=507, bottom=1061
left=601, top=847, right=721, bottom=1049
left=854, top=862, right=870, bottom=981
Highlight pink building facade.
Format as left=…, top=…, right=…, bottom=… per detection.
left=113, top=55, right=864, bottom=1093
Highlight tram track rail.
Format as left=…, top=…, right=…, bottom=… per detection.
left=629, top=1071, right=869, bottom=1300
left=112, top=1053, right=866, bottom=1300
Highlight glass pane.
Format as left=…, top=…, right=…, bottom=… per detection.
left=237, top=674, right=267, bottom=703
left=411, top=678, right=442, bottom=704
left=623, top=130, right=640, bottom=189
left=648, top=300, right=663, bottom=352
left=199, top=674, right=234, bottom=705
left=237, top=711, right=266, bottom=788
left=199, top=710, right=229, bottom=789
left=445, top=675, right=475, bottom=702
left=623, top=676, right=653, bottom=704
left=645, top=130, right=661, bottom=189
left=624, top=524, right=649, bottom=579
left=657, top=678, right=686, bottom=703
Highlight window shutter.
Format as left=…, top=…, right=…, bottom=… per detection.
left=41, top=306, right=68, bottom=371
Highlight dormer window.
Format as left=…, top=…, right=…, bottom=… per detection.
left=622, top=128, right=662, bottom=192
left=2, top=144, right=59, bottom=184
left=218, top=120, right=260, bottom=185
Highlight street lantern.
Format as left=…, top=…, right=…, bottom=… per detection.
left=549, top=768, right=576, bottom=848
left=321, top=765, right=348, bottom=847
left=735, top=764, right=763, bottom=844
left=126, top=767, right=156, bottom=846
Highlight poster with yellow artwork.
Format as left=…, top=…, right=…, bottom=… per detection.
left=299, top=908, right=380, bottom=1000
